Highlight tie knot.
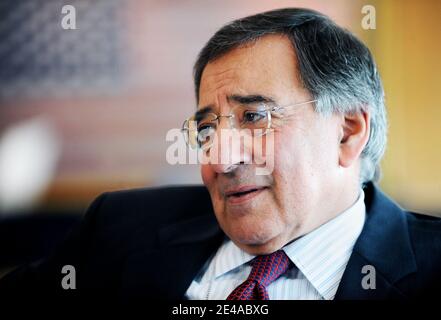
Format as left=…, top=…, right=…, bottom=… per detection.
left=247, top=250, right=292, bottom=287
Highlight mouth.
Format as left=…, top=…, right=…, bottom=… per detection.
left=225, top=186, right=268, bottom=205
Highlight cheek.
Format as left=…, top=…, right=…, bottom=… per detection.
left=273, top=128, right=309, bottom=173
left=270, top=131, right=308, bottom=202
left=200, top=164, right=213, bottom=187
left=201, top=164, right=222, bottom=209
left=273, top=118, right=339, bottom=184
left=271, top=123, right=328, bottom=195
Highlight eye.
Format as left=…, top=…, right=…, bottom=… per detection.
left=197, top=123, right=216, bottom=133
left=197, top=126, right=216, bottom=146
left=242, top=110, right=267, bottom=123
left=196, top=113, right=218, bottom=132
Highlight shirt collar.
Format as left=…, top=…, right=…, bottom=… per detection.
left=212, top=190, right=366, bottom=299
left=212, top=237, right=255, bottom=279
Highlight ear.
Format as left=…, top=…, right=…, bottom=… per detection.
left=339, top=111, right=370, bottom=168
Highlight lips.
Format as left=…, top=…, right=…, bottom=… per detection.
left=225, top=186, right=268, bottom=204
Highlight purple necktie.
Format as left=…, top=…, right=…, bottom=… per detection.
left=226, top=250, right=292, bottom=300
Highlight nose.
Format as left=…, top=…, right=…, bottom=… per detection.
left=207, top=118, right=253, bottom=174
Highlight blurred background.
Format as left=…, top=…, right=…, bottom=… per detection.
left=0, top=0, right=440, bottom=274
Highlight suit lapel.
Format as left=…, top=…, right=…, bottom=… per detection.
left=335, top=183, right=417, bottom=299
left=121, top=213, right=225, bottom=300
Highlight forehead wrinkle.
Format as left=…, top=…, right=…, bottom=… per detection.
left=212, top=73, right=236, bottom=90
left=203, top=65, right=238, bottom=78
left=201, top=66, right=238, bottom=87
left=200, top=67, right=241, bottom=111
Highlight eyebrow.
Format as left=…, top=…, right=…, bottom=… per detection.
left=196, top=94, right=276, bottom=117
left=228, top=94, right=276, bottom=105
left=194, top=105, right=214, bottom=120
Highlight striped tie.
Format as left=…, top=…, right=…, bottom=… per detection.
left=226, top=250, right=293, bottom=300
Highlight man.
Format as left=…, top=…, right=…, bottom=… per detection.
left=1, top=8, right=440, bottom=301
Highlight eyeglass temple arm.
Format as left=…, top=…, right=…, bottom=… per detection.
left=271, top=99, right=317, bottom=112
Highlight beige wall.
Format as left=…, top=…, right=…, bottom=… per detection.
left=362, top=0, right=441, bottom=214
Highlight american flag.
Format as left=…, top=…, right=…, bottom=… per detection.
left=0, top=0, right=126, bottom=101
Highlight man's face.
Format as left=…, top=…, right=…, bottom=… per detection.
left=199, top=34, right=343, bottom=255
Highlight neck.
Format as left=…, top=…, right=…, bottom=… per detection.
left=294, top=178, right=361, bottom=244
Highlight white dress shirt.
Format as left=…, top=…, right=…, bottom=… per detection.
left=185, top=190, right=366, bottom=300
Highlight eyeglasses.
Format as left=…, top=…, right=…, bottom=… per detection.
left=181, top=99, right=317, bottom=150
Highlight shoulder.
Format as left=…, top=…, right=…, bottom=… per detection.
left=363, top=183, right=441, bottom=291
left=405, top=210, right=441, bottom=229
left=83, top=185, right=214, bottom=251
left=365, top=183, right=441, bottom=248
left=404, top=210, right=441, bottom=255
left=402, top=210, right=441, bottom=293
left=91, top=185, right=213, bottom=227
left=0, top=186, right=215, bottom=293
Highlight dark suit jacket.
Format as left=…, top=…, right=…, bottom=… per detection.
left=1, top=182, right=440, bottom=302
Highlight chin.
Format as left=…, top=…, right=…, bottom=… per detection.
left=239, top=240, right=283, bottom=256
left=228, top=225, right=284, bottom=255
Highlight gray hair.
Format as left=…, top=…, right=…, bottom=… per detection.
left=193, top=8, right=387, bottom=184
